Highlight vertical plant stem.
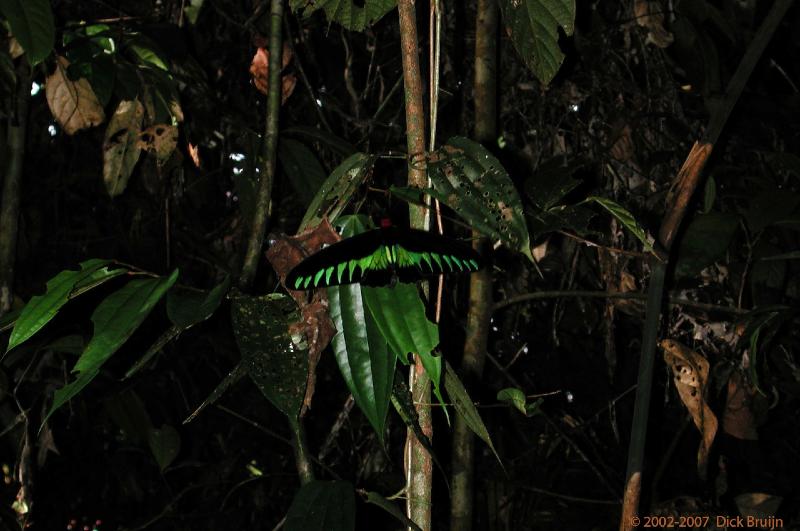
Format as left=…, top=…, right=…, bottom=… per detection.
left=397, top=1, right=431, bottom=528
left=618, top=2, right=793, bottom=528
left=290, top=417, right=315, bottom=485
left=450, top=1, right=497, bottom=530
left=239, top=0, right=284, bottom=291
left=0, top=62, right=31, bottom=315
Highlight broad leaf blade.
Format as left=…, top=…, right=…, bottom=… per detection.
left=279, top=138, right=327, bottom=207
left=444, top=361, right=501, bottom=464
left=585, top=196, right=655, bottom=253
left=285, top=480, right=355, bottom=531
left=231, top=292, right=307, bottom=419
left=328, top=284, right=395, bottom=443
left=44, top=270, right=179, bottom=424
left=428, top=137, right=533, bottom=261
left=148, top=424, right=181, bottom=471
left=289, top=0, right=395, bottom=31
left=674, top=212, right=738, bottom=278
left=497, top=387, right=527, bottom=415
left=0, top=0, right=55, bottom=65
left=166, top=276, right=230, bottom=329
left=300, top=153, right=376, bottom=231
left=7, top=259, right=111, bottom=352
left=497, top=0, right=575, bottom=85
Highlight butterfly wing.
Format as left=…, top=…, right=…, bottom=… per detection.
left=286, top=229, right=386, bottom=289
left=386, top=227, right=484, bottom=283
left=286, top=226, right=485, bottom=289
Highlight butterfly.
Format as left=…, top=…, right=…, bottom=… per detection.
left=286, top=223, right=484, bottom=289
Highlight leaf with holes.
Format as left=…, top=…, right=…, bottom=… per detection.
left=289, top=0, right=395, bottom=32
left=427, top=136, right=533, bottom=261
left=497, top=0, right=575, bottom=85
left=138, top=124, right=178, bottom=163
left=231, top=292, right=308, bottom=420
left=103, top=99, right=145, bottom=197
left=299, top=153, right=376, bottom=231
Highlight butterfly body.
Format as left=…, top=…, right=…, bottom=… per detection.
left=286, top=226, right=483, bottom=289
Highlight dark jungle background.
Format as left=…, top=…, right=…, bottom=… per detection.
left=0, top=0, right=799, bottom=530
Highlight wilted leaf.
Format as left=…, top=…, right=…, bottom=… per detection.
left=249, top=44, right=295, bottom=103
left=661, top=339, right=717, bottom=479
left=46, top=56, right=105, bottom=135
left=103, top=99, right=144, bottom=197
left=138, top=124, right=178, bottom=163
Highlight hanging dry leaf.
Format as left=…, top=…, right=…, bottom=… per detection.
left=634, top=0, right=674, bottom=48
left=249, top=43, right=296, bottom=103
left=8, top=36, right=24, bottom=59
left=45, top=56, right=105, bottom=135
left=138, top=124, right=178, bottom=163
left=610, top=124, right=634, bottom=162
left=169, top=99, right=184, bottom=122
left=722, top=370, right=767, bottom=440
left=103, top=99, right=144, bottom=197
left=661, top=339, right=718, bottom=479
left=188, top=142, right=201, bottom=168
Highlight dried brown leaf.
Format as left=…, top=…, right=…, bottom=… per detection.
left=634, top=0, right=674, bottom=48
left=138, top=124, right=178, bottom=163
left=661, top=339, right=718, bottom=479
left=45, top=56, right=105, bottom=135
left=103, top=99, right=144, bottom=197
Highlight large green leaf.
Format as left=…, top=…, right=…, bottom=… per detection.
left=7, top=259, right=112, bottom=353
left=299, top=153, right=376, bottom=231
left=230, top=292, right=307, bottom=419
left=585, top=196, right=655, bottom=253
left=444, top=361, right=500, bottom=463
left=0, top=0, right=55, bottom=65
left=285, top=481, right=355, bottom=531
left=123, top=276, right=230, bottom=378
left=166, top=276, right=230, bottom=329
left=289, top=0, right=395, bottom=32
left=674, top=212, right=738, bottom=278
left=525, top=157, right=583, bottom=210
left=427, top=137, right=533, bottom=261
left=328, top=283, right=395, bottom=442
left=497, top=0, right=575, bottom=85
left=279, top=138, right=327, bottom=207
left=44, top=270, right=179, bottom=424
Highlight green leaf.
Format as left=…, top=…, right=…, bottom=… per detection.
left=497, top=0, right=575, bottom=85
left=230, top=292, right=307, bottom=420
left=585, top=196, right=654, bottom=253
left=0, top=307, right=21, bottom=334
left=71, top=264, right=128, bottom=296
left=299, top=153, right=376, bottom=231
left=183, top=0, right=205, bottom=24
left=527, top=204, right=597, bottom=238
left=285, top=481, right=355, bottom=531
left=0, top=0, right=55, bottom=65
left=7, top=259, right=112, bottom=353
left=497, top=387, right=527, bottom=415
left=702, top=175, right=716, bottom=214
left=279, top=138, right=327, bottom=207
left=148, top=424, right=181, bottom=471
left=525, top=157, right=583, bottom=210
left=363, top=491, right=423, bottom=531
left=427, top=137, right=533, bottom=261
left=289, top=0, right=395, bottom=31
left=104, top=388, right=152, bottom=445
left=444, top=361, right=501, bottom=464
left=390, top=376, right=435, bottom=457
left=166, top=276, right=230, bottom=329
left=43, top=270, right=179, bottom=424
left=674, top=212, right=738, bottom=278
left=328, top=284, right=395, bottom=443
left=361, top=285, right=439, bottom=360
left=127, top=40, right=169, bottom=70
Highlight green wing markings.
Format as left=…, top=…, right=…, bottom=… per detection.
left=337, top=262, right=347, bottom=283
left=313, top=269, right=325, bottom=287
left=325, top=265, right=335, bottom=285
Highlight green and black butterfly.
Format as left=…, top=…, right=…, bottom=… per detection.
left=286, top=222, right=484, bottom=289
